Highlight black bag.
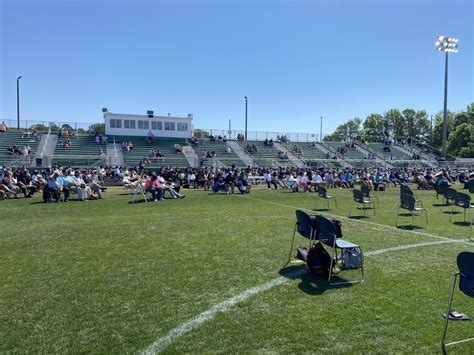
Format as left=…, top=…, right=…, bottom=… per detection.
left=316, top=218, right=343, bottom=239
left=307, top=242, right=333, bottom=274
left=296, top=245, right=308, bottom=262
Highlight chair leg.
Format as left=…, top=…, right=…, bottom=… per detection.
left=395, top=206, right=400, bottom=227
left=441, top=273, right=459, bottom=354
left=372, top=202, right=376, bottom=215
left=411, top=210, right=415, bottom=227
left=450, top=204, right=455, bottom=222
left=288, top=223, right=298, bottom=263
left=334, top=198, right=337, bottom=208
left=424, top=209, right=428, bottom=228
left=349, top=200, right=353, bottom=217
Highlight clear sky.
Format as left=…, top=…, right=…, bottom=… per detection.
left=1, top=0, right=473, bottom=135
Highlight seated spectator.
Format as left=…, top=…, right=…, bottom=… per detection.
left=71, top=170, right=92, bottom=200
left=0, top=121, right=7, bottom=133
left=224, top=145, right=231, bottom=154
left=144, top=172, right=164, bottom=202
left=174, top=143, right=182, bottom=154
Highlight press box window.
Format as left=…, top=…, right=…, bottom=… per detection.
left=151, top=121, right=162, bottom=130
left=164, top=122, right=175, bottom=131
left=110, top=119, right=122, bottom=128
left=124, top=120, right=136, bottom=129
left=177, top=123, right=188, bottom=131
left=138, top=120, right=149, bottom=129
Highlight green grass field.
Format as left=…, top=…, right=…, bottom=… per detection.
left=1, top=184, right=473, bottom=353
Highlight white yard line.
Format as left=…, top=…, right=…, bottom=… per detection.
left=140, top=238, right=464, bottom=354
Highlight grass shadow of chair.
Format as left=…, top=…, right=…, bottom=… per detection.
left=278, top=265, right=353, bottom=296
left=453, top=221, right=472, bottom=227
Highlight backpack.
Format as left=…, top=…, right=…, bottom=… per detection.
left=316, top=217, right=343, bottom=239
left=306, top=242, right=333, bottom=274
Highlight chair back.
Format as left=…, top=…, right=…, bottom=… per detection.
left=314, top=215, right=338, bottom=247
left=467, top=180, right=474, bottom=193
left=318, top=186, right=328, bottom=198
left=361, top=185, right=370, bottom=197
left=400, top=184, right=413, bottom=196
left=295, top=210, right=316, bottom=239
left=400, top=193, right=416, bottom=211
left=454, top=192, right=471, bottom=209
left=435, top=183, right=449, bottom=194
left=443, top=187, right=457, bottom=200
left=353, top=189, right=364, bottom=203
left=457, top=252, right=474, bottom=298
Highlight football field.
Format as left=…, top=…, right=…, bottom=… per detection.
left=1, top=185, right=473, bottom=353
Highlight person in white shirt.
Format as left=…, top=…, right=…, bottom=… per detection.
left=71, top=170, right=91, bottom=200
left=187, top=171, right=196, bottom=188
left=310, top=171, right=323, bottom=191
left=296, top=171, right=309, bottom=192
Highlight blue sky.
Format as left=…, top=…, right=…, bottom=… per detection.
left=1, top=0, right=473, bottom=134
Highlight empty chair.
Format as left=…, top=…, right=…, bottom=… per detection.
left=442, top=187, right=458, bottom=206
left=400, top=184, right=423, bottom=207
left=314, top=215, right=364, bottom=285
left=288, top=210, right=317, bottom=263
left=396, top=193, right=428, bottom=228
left=441, top=252, right=474, bottom=354
left=434, top=183, right=449, bottom=201
left=361, top=184, right=379, bottom=207
left=315, top=186, right=337, bottom=210
left=349, top=189, right=376, bottom=217
left=450, top=192, right=474, bottom=223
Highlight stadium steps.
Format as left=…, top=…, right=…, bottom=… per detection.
left=193, top=139, right=247, bottom=168
left=273, top=142, right=304, bottom=167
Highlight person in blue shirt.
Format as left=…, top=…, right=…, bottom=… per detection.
left=46, top=170, right=63, bottom=202
left=59, top=169, right=73, bottom=202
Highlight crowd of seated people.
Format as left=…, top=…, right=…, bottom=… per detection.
left=189, top=136, right=199, bottom=147
left=201, top=150, right=216, bottom=159
left=122, top=141, right=133, bottom=152
left=277, top=135, right=289, bottom=143
left=277, top=151, right=289, bottom=160
left=208, top=135, right=227, bottom=143
left=7, top=144, right=34, bottom=157
left=237, top=133, right=245, bottom=142
left=264, top=138, right=274, bottom=147
left=147, top=149, right=165, bottom=161
left=58, top=127, right=79, bottom=139
left=246, top=143, right=258, bottom=153
left=145, top=131, right=156, bottom=144
left=58, top=138, right=72, bottom=148
left=22, top=129, right=39, bottom=139
left=291, top=145, right=303, bottom=156
left=0, top=166, right=107, bottom=202
left=383, top=138, right=392, bottom=152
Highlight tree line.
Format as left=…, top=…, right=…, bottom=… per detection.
left=324, top=103, right=473, bottom=158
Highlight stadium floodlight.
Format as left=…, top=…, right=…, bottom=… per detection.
left=435, top=36, right=459, bottom=161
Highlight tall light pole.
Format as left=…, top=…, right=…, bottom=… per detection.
left=435, top=36, right=459, bottom=160
left=244, top=96, right=248, bottom=140
left=320, top=116, right=323, bottom=142
left=17, top=76, right=22, bottom=129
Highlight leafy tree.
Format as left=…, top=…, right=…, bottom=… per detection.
left=384, top=109, right=404, bottom=141
left=447, top=123, right=473, bottom=158
left=89, top=123, right=105, bottom=135
left=324, top=117, right=362, bottom=142
left=192, top=129, right=210, bottom=138
left=362, top=114, right=384, bottom=141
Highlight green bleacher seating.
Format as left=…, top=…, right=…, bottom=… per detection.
left=0, top=130, right=41, bottom=166
left=193, top=139, right=247, bottom=168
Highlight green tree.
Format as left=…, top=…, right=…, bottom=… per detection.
left=447, top=123, right=473, bottom=158
left=384, top=109, right=404, bottom=141
left=324, top=117, right=362, bottom=141
left=89, top=123, right=105, bottom=135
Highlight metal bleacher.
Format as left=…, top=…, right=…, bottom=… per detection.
left=0, top=130, right=41, bottom=167
left=193, top=139, right=247, bottom=168
left=53, top=135, right=105, bottom=167
left=116, top=136, right=190, bottom=168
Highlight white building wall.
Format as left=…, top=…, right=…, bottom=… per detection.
left=104, top=112, right=193, bottom=139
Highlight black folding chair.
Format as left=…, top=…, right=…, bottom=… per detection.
left=315, top=186, right=337, bottom=210
left=361, top=184, right=379, bottom=207
left=441, top=252, right=474, bottom=354
left=396, top=193, right=428, bottom=228
left=314, top=215, right=364, bottom=285
left=450, top=192, right=474, bottom=223
left=288, top=210, right=317, bottom=263
left=349, top=189, right=375, bottom=217
left=400, top=184, right=423, bottom=208
left=434, top=183, right=449, bottom=203
left=442, top=187, right=458, bottom=207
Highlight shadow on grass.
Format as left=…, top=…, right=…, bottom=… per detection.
left=313, top=208, right=332, bottom=212
left=128, top=199, right=148, bottom=204
left=453, top=221, right=472, bottom=227
left=348, top=215, right=370, bottom=220
left=396, top=225, right=425, bottom=230
left=432, top=203, right=446, bottom=207
left=442, top=211, right=461, bottom=215
left=279, top=264, right=352, bottom=295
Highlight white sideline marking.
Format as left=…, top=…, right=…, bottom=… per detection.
left=140, top=239, right=463, bottom=354
left=242, top=196, right=474, bottom=246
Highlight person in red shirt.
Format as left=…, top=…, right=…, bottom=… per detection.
left=144, top=172, right=164, bottom=201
